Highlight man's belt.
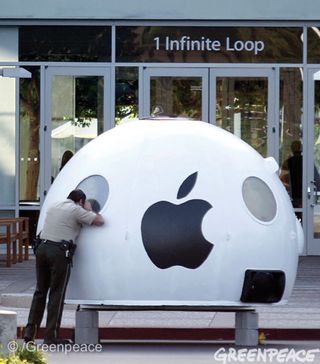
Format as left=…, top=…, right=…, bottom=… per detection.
left=41, top=239, right=62, bottom=245
left=43, top=239, right=67, bottom=245
left=41, top=239, right=77, bottom=264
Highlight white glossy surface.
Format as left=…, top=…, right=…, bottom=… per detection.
left=38, top=119, right=303, bottom=306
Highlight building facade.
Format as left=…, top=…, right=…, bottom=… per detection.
left=0, top=0, right=320, bottom=254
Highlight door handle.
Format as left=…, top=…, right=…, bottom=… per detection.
left=307, top=186, right=315, bottom=207
left=308, top=186, right=312, bottom=200
left=315, top=185, right=319, bottom=206
left=309, top=181, right=319, bottom=207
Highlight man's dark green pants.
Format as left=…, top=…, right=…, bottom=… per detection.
left=25, top=241, right=71, bottom=341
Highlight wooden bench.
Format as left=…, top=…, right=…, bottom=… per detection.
left=0, top=219, right=16, bottom=267
left=0, top=217, right=30, bottom=267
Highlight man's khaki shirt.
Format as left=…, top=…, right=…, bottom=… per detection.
left=40, top=199, right=96, bottom=242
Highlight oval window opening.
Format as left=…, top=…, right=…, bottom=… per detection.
left=242, top=177, right=277, bottom=222
left=76, top=175, right=109, bottom=213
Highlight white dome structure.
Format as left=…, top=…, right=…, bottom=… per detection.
left=38, top=119, right=303, bottom=307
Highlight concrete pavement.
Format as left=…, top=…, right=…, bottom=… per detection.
left=44, top=343, right=320, bottom=364
left=0, top=255, right=320, bottom=342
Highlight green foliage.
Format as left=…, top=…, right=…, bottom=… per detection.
left=16, top=345, right=47, bottom=364
left=0, top=357, right=28, bottom=364
left=0, top=343, right=47, bottom=364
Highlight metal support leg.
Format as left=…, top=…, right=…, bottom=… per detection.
left=75, top=310, right=99, bottom=344
left=235, top=311, right=259, bottom=346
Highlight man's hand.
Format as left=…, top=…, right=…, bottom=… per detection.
left=92, top=214, right=104, bottom=226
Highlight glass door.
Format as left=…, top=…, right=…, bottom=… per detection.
left=142, top=68, right=208, bottom=121
left=44, top=67, right=111, bottom=198
left=306, top=69, right=320, bottom=255
left=210, top=68, right=276, bottom=158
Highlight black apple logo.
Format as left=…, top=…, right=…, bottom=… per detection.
left=141, top=172, right=214, bottom=269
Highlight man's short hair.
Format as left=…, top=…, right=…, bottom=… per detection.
left=67, top=189, right=86, bottom=203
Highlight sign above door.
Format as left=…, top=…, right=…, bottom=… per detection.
left=116, top=26, right=303, bottom=63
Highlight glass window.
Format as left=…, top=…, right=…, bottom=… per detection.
left=51, top=75, right=104, bottom=181
left=313, top=76, right=320, bottom=238
left=242, top=177, right=277, bottom=222
left=308, top=27, right=320, bottom=63
left=279, top=68, right=303, bottom=212
left=0, top=71, right=16, bottom=206
left=20, top=66, right=40, bottom=203
left=76, top=175, right=109, bottom=213
left=115, top=67, right=138, bottom=125
left=20, top=210, right=39, bottom=241
left=150, top=77, right=202, bottom=119
left=19, top=26, right=111, bottom=62
left=216, top=77, right=268, bottom=157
